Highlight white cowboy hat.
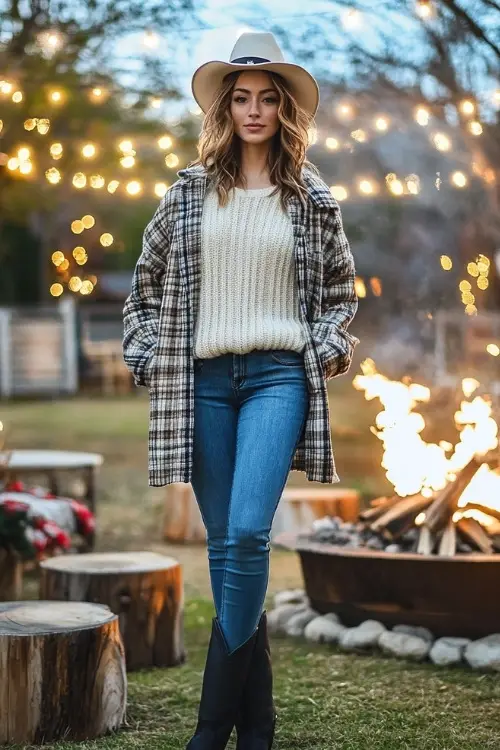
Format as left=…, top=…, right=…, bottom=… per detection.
left=191, top=31, right=320, bottom=118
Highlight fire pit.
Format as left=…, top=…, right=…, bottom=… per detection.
left=274, top=361, right=500, bottom=639
left=275, top=530, right=500, bottom=639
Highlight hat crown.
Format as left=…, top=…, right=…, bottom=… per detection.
left=229, top=32, right=285, bottom=64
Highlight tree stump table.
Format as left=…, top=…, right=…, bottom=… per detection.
left=0, top=600, right=126, bottom=745
left=0, top=549, right=22, bottom=601
left=40, top=551, right=185, bottom=671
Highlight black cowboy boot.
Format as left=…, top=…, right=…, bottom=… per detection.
left=235, top=611, right=277, bottom=750
left=186, top=616, right=258, bottom=750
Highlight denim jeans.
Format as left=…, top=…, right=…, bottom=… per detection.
left=190, top=349, right=310, bottom=654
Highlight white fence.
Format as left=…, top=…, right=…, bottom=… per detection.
left=0, top=298, right=78, bottom=398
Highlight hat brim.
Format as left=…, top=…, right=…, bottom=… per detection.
left=191, top=60, right=319, bottom=118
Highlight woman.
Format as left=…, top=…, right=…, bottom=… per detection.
left=123, top=31, right=359, bottom=750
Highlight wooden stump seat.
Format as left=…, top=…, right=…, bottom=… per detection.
left=40, top=551, right=185, bottom=671
left=0, top=600, right=126, bottom=745
left=277, top=487, right=360, bottom=535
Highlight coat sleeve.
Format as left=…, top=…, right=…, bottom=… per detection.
left=122, top=196, right=172, bottom=387
left=310, top=200, right=360, bottom=380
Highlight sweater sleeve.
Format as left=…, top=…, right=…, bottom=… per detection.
left=122, top=196, right=172, bottom=387
left=310, top=200, right=359, bottom=380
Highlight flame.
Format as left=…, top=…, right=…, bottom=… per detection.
left=353, top=360, right=499, bottom=512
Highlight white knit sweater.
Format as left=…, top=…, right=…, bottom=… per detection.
left=193, top=183, right=307, bottom=359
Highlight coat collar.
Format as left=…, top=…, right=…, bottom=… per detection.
left=176, top=163, right=336, bottom=210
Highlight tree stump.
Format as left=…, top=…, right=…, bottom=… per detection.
left=277, top=487, right=360, bottom=536
left=0, top=600, right=126, bottom=745
left=163, top=482, right=207, bottom=543
left=40, top=551, right=185, bottom=671
left=0, top=549, right=22, bottom=601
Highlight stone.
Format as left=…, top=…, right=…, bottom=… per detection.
left=464, top=634, right=500, bottom=671
left=303, top=616, right=346, bottom=644
left=339, top=620, right=387, bottom=651
left=393, top=624, right=435, bottom=643
left=283, top=607, right=319, bottom=637
left=430, top=637, right=471, bottom=666
left=378, top=631, right=431, bottom=661
left=273, top=588, right=308, bottom=609
left=384, top=544, right=402, bottom=553
left=267, top=603, right=308, bottom=634
left=323, top=612, right=341, bottom=624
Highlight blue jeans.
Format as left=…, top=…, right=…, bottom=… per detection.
left=191, top=349, right=310, bottom=654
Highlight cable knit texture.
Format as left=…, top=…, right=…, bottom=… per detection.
left=193, top=183, right=307, bottom=359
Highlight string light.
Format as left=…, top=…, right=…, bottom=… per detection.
left=370, top=277, right=383, bottom=296
left=24, top=119, right=37, bottom=131
left=90, top=174, right=105, bottom=188
left=0, top=81, right=14, bottom=94
left=72, top=172, right=87, bottom=189
left=49, top=89, right=63, bottom=104
left=354, top=278, right=366, bottom=298
left=432, top=132, right=451, bottom=151
left=165, top=153, right=179, bottom=168
left=82, top=215, right=95, bottom=229
left=118, top=139, right=134, bottom=153
left=50, top=283, right=64, bottom=297
left=45, top=167, right=61, bottom=184
left=107, top=180, right=120, bottom=193
left=477, top=276, right=489, bottom=290
left=81, top=143, right=97, bottom=158
left=120, top=155, right=135, bottom=168
left=69, top=276, right=82, bottom=292
left=351, top=129, right=367, bottom=142
left=358, top=178, right=375, bottom=195
left=71, top=220, right=84, bottom=234
left=406, top=174, right=420, bottom=194
left=467, top=262, right=479, bottom=277
left=37, top=118, right=50, bottom=134
left=154, top=182, right=168, bottom=198
left=100, top=233, right=114, bottom=247
left=468, top=121, right=483, bottom=136
left=374, top=116, right=389, bottom=132
left=126, top=180, right=142, bottom=196
left=451, top=171, right=467, bottom=188
left=50, top=142, right=63, bottom=159
left=459, top=100, right=475, bottom=116
left=487, top=344, right=500, bottom=357
left=325, top=137, right=340, bottom=150
left=440, top=255, right=453, bottom=270
left=415, top=106, right=430, bottom=126
left=157, top=135, right=173, bottom=150
left=12, top=91, right=23, bottom=103
left=51, top=251, right=65, bottom=266
left=330, top=185, right=349, bottom=201
left=80, top=280, right=94, bottom=295
left=336, top=102, right=354, bottom=120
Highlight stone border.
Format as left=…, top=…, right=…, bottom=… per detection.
left=269, top=589, right=500, bottom=671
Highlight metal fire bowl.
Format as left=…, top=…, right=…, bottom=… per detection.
left=274, top=531, right=500, bottom=638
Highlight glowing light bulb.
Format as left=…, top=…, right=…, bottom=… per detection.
left=440, top=255, right=453, bottom=271
left=72, top=172, right=87, bottom=189
left=45, top=167, right=61, bottom=184
left=164, top=153, right=179, bottom=168
left=50, top=283, right=64, bottom=297
left=154, top=182, right=168, bottom=198
left=459, top=99, right=475, bottom=116
left=415, top=106, right=430, bottom=126
left=158, top=135, right=173, bottom=150
left=432, top=132, right=451, bottom=151
left=100, top=233, right=114, bottom=247
left=126, top=180, right=142, bottom=196
left=451, top=171, right=467, bottom=188
left=82, top=143, right=96, bottom=158
left=330, top=185, right=348, bottom=201
left=82, top=215, right=95, bottom=229
left=325, top=137, right=339, bottom=150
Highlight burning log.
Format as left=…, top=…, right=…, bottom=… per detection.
left=438, top=519, right=457, bottom=557
left=422, top=457, right=482, bottom=532
left=456, top=517, right=494, bottom=554
left=370, top=494, right=433, bottom=539
left=416, top=526, right=434, bottom=555
left=359, top=496, right=401, bottom=522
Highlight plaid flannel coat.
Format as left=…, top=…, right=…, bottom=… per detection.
left=122, top=163, right=359, bottom=486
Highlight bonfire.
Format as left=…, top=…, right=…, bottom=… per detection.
left=309, top=359, right=500, bottom=556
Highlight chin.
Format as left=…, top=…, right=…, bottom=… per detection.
left=238, top=131, right=272, bottom=144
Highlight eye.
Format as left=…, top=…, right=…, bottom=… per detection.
left=265, top=97, right=278, bottom=104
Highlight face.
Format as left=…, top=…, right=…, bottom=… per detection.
left=230, top=70, right=281, bottom=144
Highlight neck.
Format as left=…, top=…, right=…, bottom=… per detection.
left=238, top=140, right=271, bottom=185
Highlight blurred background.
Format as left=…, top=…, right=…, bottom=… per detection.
left=0, top=0, right=499, bottom=581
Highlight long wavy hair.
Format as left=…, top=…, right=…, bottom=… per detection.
left=189, top=69, right=320, bottom=211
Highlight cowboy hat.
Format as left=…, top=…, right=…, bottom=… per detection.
left=191, top=31, right=320, bottom=118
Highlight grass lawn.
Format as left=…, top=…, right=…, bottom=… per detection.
left=3, top=383, right=499, bottom=748
left=9, top=598, right=500, bottom=750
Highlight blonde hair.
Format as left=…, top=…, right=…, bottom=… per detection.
left=189, top=69, right=320, bottom=211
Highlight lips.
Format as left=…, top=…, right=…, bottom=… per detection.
left=245, top=124, right=264, bottom=130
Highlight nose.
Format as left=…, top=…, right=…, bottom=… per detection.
left=248, top=96, right=261, bottom=118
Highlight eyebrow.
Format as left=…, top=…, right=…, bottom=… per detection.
left=233, top=88, right=277, bottom=94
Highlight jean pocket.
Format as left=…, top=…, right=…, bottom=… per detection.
left=193, top=358, right=205, bottom=372
left=270, top=349, right=304, bottom=366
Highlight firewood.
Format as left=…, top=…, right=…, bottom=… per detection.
left=423, top=458, right=482, bottom=532
left=460, top=503, right=500, bottom=524
left=359, top=496, right=400, bottom=521
left=416, top=525, right=434, bottom=555
left=438, top=519, right=457, bottom=556
left=456, top=517, right=494, bottom=554
left=370, top=494, right=432, bottom=532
